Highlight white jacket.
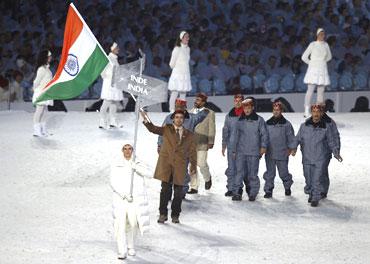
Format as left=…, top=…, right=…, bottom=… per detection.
left=32, top=65, right=53, bottom=106
left=100, top=53, right=123, bottom=101
left=302, top=41, right=332, bottom=85
left=168, top=44, right=192, bottom=92
left=110, top=158, right=152, bottom=235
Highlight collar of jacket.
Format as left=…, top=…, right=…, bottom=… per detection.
left=321, top=112, right=332, bottom=123
left=228, top=107, right=243, bottom=117
left=266, top=115, right=287, bottom=125
left=305, top=117, right=326, bottom=128
left=239, top=111, right=258, bottom=121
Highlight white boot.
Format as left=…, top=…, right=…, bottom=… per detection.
left=304, top=106, right=310, bottom=118
left=128, top=248, right=136, bottom=256
left=117, top=253, right=127, bottom=260
left=33, top=123, right=43, bottom=137
left=40, top=122, right=50, bottom=136
left=110, top=118, right=123, bottom=128
left=99, top=118, right=107, bottom=129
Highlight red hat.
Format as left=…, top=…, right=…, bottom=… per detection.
left=234, top=93, right=244, bottom=100
left=170, top=109, right=186, bottom=119
left=272, top=101, right=283, bottom=110
left=242, top=98, right=254, bottom=106
left=175, top=98, right=187, bottom=107
left=196, top=92, right=208, bottom=102
left=311, top=104, right=324, bottom=112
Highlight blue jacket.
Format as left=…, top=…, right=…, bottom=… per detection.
left=157, top=110, right=208, bottom=146
left=265, top=115, right=297, bottom=160
left=222, top=108, right=241, bottom=149
left=230, top=112, right=269, bottom=156
left=296, top=117, right=339, bottom=164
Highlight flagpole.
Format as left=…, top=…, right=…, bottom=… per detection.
left=69, top=3, right=113, bottom=65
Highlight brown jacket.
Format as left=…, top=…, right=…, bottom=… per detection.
left=190, top=108, right=216, bottom=151
left=143, top=122, right=197, bottom=186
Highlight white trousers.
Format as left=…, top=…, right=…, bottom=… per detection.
left=190, top=150, right=211, bottom=190
left=33, top=105, right=47, bottom=124
left=169, top=91, right=186, bottom=112
left=304, top=84, right=325, bottom=107
left=100, top=99, right=119, bottom=122
left=113, top=200, right=138, bottom=255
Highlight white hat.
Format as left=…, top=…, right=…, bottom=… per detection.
left=110, top=42, right=118, bottom=52
left=179, top=31, right=187, bottom=40
left=316, top=28, right=324, bottom=35
left=122, top=141, right=134, bottom=149
left=47, top=50, right=52, bottom=56
left=242, top=98, right=254, bottom=106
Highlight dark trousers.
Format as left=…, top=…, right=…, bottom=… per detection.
left=159, top=181, right=183, bottom=218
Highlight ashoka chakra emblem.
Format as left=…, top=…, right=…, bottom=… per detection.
left=64, top=54, right=79, bottom=76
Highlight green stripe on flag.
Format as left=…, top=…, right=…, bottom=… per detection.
left=35, top=45, right=109, bottom=103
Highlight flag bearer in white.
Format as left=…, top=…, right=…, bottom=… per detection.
left=99, top=42, right=123, bottom=129
left=110, top=142, right=151, bottom=260
left=32, top=50, right=53, bottom=137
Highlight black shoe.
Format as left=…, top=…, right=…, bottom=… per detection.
left=225, top=190, right=233, bottom=197
left=249, top=196, right=256, bottom=201
left=308, top=195, right=312, bottom=203
left=171, top=216, right=180, bottom=224
left=264, top=192, right=272, bottom=199
left=321, top=193, right=327, bottom=199
left=205, top=178, right=212, bottom=190
left=311, top=201, right=319, bottom=207
left=232, top=194, right=242, bottom=201
left=285, top=189, right=292, bottom=196
left=157, top=214, right=168, bottom=224
left=187, top=188, right=198, bottom=194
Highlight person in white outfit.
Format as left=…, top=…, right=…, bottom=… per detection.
left=110, top=142, right=151, bottom=260
left=168, top=31, right=192, bottom=112
left=302, top=28, right=332, bottom=117
left=99, top=42, right=123, bottom=129
left=32, top=50, right=53, bottom=137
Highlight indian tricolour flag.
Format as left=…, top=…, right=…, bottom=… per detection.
left=34, top=3, right=109, bottom=104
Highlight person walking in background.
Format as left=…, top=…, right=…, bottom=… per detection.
left=110, top=142, right=151, bottom=260
left=141, top=109, right=197, bottom=224
left=168, top=31, right=192, bottom=112
left=263, top=101, right=296, bottom=199
left=302, top=28, right=332, bottom=118
left=187, top=93, right=215, bottom=194
left=222, top=94, right=245, bottom=197
left=99, top=42, right=123, bottom=129
left=32, top=50, right=53, bottom=137
left=230, top=98, right=269, bottom=201
left=295, top=104, right=342, bottom=207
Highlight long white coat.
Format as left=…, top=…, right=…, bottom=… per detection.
left=302, top=41, right=332, bottom=86
left=32, top=65, right=53, bottom=106
left=110, top=158, right=151, bottom=235
left=100, top=52, right=123, bottom=101
left=168, top=43, right=192, bottom=92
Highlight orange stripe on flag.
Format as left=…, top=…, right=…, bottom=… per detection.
left=43, top=5, right=83, bottom=90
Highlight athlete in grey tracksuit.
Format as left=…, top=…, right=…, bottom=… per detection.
left=295, top=104, right=342, bottom=207
left=230, top=98, right=269, bottom=201
left=222, top=94, right=245, bottom=196
left=263, top=102, right=297, bottom=198
left=321, top=112, right=341, bottom=198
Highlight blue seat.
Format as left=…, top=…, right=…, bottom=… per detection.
left=198, top=79, right=212, bottom=95
left=353, top=72, right=368, bottom=91
left=279, top=73, right=295, bottom=92
left=213, top=78, right=227, bottom=95
left=327, top=71, right=339, bottom=91
left=295, top=73, right=306, bottom=92
left=240, top=74, right=253, bottom=92
left=264, top=73, right=280, bottom=93
left=253, top=73, right=266, bottom=89
left=339, top=71, right=353, bottom=91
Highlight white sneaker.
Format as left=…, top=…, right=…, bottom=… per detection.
left=117, top=253, right=127, bottom=259
left=33, top=123, right=43, bottom=137
left=99, top=118, right=107, bottom=129
left=128, top=248, right=136, bottom=256
left=109, top=118, right=123, bottom=128
left=304, top=106, right=310, bottom=118
left=40, top=122, right=51, bottom=136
